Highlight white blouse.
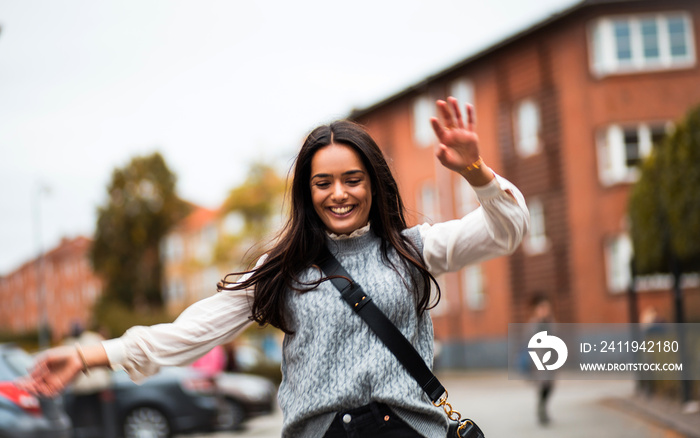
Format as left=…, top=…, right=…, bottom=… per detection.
left=102, top=173, right=528, bottom=381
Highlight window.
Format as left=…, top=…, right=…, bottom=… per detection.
left=166, top=278, right=185, bottom=302
left=463, top=265, right=485, bottom=310
left=456, top=177, right=479, bottom=217
left=223, top=211, right=245, bottom=235
left=589, top=12, right=695, bottom=76
left=419, top=181, right=439, bottom=223
left=525, top=199, right=548, bottom=254
left=196, top=224, right=218, bottom=262
left=450, top=78, right=475, bottom=108
left=596, top=122, right=669, bottom=185
left=162, top=235, right=184, bottom=262
left=513, top=99, right=541, bottom=157
left=413, top=94, right=435, bottom=147
left=201, top=268, right=220, bottom=299
left=605, top=234, right=632, bottom=293
left=431, top=275, right=449, bottom=316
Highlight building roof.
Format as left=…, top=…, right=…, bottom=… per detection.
left=177, top=205, right=219, bottom=232
left=4, top=236, right=93, bottom=277
left=349, top=0, right=650, bottom=119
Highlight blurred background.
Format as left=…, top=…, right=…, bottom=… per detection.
left=1, top=0, right=699, bottom=437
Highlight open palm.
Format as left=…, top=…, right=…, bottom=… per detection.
left=430, top=97, right=480, bottom=173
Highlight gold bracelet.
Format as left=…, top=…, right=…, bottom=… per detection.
left=75, top=343, right=91, bottom=375
left=463, top=156, right=483, bottom=173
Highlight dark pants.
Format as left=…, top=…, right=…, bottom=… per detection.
left=323, top=402, right=423, bottom=438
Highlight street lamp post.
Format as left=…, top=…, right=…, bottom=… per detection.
left=33, top=183, right=50, bottom=350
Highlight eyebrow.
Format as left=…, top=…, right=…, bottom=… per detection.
left=310, top=169, right=365, bottom=180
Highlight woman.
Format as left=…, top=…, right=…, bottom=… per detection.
left=22, top=97, right=528, bottom=437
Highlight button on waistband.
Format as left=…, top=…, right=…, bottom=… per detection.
left=342, top=413, right=352, bottom=424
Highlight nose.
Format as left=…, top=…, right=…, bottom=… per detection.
left=331, top=181, right=347, bottom=202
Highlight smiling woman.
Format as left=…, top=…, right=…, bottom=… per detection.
left=21, top=98, right=530, bottom=438
left=310, top=144, right=372, bottom=235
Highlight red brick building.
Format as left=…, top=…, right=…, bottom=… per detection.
left=160, top=205, right=224, bottom=315
left=350, top=0, right=700, bottom=367
left=0, top=236, right=103, bottom=342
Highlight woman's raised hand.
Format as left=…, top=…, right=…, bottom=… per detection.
left=17, top=346, right=84, bottom=398
left=430, top=97, right=493, bottom=186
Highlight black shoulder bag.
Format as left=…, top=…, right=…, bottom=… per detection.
left=318, top=251, right=486, bottom=438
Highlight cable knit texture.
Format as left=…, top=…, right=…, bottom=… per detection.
left=278, top=226, right=447, bottom=437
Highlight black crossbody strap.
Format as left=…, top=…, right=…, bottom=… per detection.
left=318, top=251, right=446, bottom=402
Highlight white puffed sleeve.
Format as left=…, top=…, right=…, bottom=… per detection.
left=420, top=174, right=529, bottom=277
left=102, top=256, right=267, bottom=382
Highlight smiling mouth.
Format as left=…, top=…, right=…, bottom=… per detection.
left=329, top=205, right=355, bottom=215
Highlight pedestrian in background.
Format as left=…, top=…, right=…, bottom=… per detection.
left=21, top=97, right=529, bottom=437
left=529, top=295, right=556, bottom=425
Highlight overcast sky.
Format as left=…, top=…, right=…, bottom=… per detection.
left=0, top=0, right=579, bottom=274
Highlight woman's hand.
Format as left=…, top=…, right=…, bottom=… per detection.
left=17, top=346, right=84, bottom=398
left=430, top=97, right=494, bottom=186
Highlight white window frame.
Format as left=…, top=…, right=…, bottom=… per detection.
left=223, top=211, right=245, bottom=235
left=455, top=177, right=480, bottom=217
left=196, top=224, right=218, bottom=262
left=596, top=122, right=670, bottom=186
left=450, top=78, right=475, bottom=109
left=604, top=233, right=633, bottom=294
left=513, top=98, right=542, bottom=157
left=418, top=180, right=439, bottom=223
left=463, top=264, right=485, bottom=310
left=413, top=94, right=435, bottom=147
left=163, top=234, right=184, bottom=262
left=431, top=274, right=449, bottom=316
left=524, top=199, right=548, bottom=255
left=589, top=12, right=696, bottom=77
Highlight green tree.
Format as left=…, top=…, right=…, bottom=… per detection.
left=91, top=152, right=190, bottom=312
left=630, top=103, right=700, bottom=277
left=629, top=104, right=700, bottom=402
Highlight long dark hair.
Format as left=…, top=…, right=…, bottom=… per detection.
left=218, top=120, right=439, bottom=334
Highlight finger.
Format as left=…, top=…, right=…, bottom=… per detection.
left=448, top=97, right=465, bottom=129
left=466, top=103, right=476, bottom=131
left=435, top=144, right=449, bottom=163
left=28, top=360, right=49, bottom=381
left=435, top=100, right=454, bottom=128
left=430, top=117, right=446, bottom=141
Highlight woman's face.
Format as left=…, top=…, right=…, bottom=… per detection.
left=310, top=143, right=372, bottom=235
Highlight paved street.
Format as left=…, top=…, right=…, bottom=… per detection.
left=184, top=371, right=688, bottom=438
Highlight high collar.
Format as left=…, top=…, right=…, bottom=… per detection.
left=325, top=222, right=376, bottom=256
left=326, top=222, right=371, bottom=240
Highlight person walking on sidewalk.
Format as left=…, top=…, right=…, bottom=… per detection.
left=529, top=295, right=556, bottom=425
left=21, top=97, right=529, bottom=437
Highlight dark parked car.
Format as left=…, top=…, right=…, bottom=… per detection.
left=64, top=367, right=221, bottom=438
left=215, top=372, right=276, bottom=430
left=0, top=343, right=72, bottom=438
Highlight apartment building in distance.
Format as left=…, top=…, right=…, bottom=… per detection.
left=349, top=0, right=700, bottom=367
left=0, top=236, right=102, bottom=342
left=160, top=205, right=225, bottom=316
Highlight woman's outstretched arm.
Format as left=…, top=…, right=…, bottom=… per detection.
left=20, top=256, right=266, bottom=397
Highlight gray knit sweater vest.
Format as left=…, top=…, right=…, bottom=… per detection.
left=277, top=226, right=447, bottom=437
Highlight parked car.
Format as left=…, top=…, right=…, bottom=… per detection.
left=215, top=372, right=276, bottom=430
left=63, top=366, right=221, bottom=438
left=0, top=343, right=72, bottom=438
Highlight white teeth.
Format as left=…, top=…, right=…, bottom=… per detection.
left=330, top=206, right=353, bottom=215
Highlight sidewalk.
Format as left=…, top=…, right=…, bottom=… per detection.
left=605, top=392, right=700, bottom=438
left=437, top=370, right=699, bottom=438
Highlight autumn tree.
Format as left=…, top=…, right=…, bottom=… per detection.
left=214, top=163, right=286, bottom=266
left=91, top=152, right=190, bottom=312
